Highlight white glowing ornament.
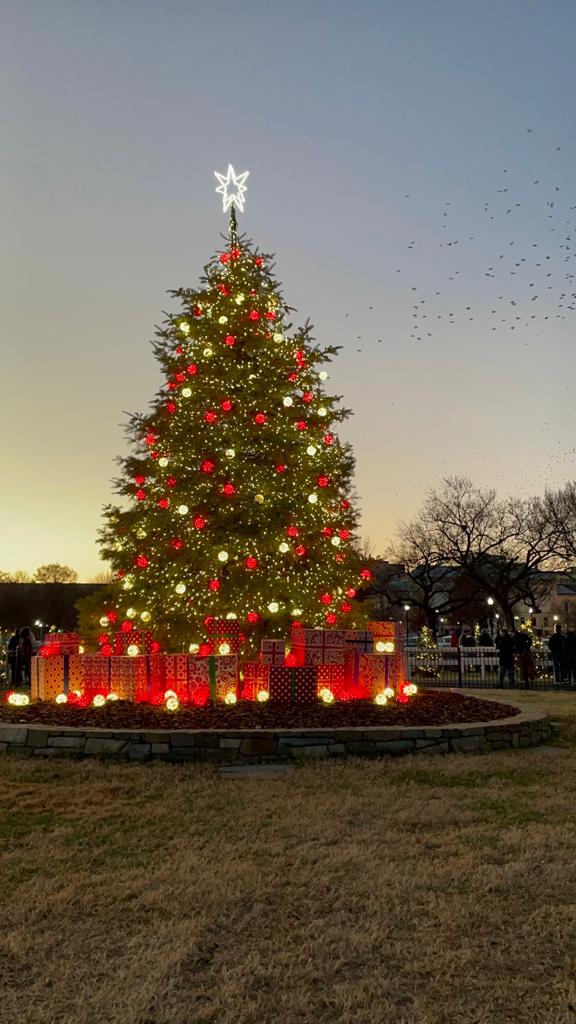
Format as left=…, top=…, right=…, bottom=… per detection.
left=122, top=578, right=134, bottom=590
left=218, top=550, right=229, bottom=562
left=175, top=583, right=186, bottom=594
left=55, top=693, right=68, bottom=704
left=319, top=371, right=328, bottom=381
left=181, top=388, right=192, bottom=398
left=158, top=457, right=169, bottom=467
left=106, top=692, right=119, bottom=702
left=179, top=321, right=190, bottom=335
left=166, top=695, right=179, bottom=711
left=189, top=642, right=200, bottom=654
left=235, top=293, right=245, bottom=304
left=331, top=536, right=341, bottom=547
left=255, top=494, right=264, bottom=504
left=99, top=615, right=108, bottom=627
left=8, top=692, right=29, bottom=706
left=374, top=692, right=388, bottom=706
left=404, top=683, right=418, bottom=696
left=376, top=640, right=395, bottom=654
left=219, top=642, right=231, bottom=655
left=203, top=347, right=213, bottom=357
left=92, top=694, right=106, bottom=707
left=127, top=644, right=139, bottom=656
left=126, top=607, right=136, bottom=618
left=225, top=448, right=236, bottom=459
left=214, top=164, right=250, bottom=213
left=226, top=612, right=238, bottom=620
left=306, top=445, right=317, bottom=456
left=140, top=611, right=151, bottom=622
left=257, top=689, right=270, bottom=703
left=308, top=493, right=318, bottom=504
left=78, top=644, right=85, bottom=654
left=136, top=528, right=147, bottom=539
left=224, top=691, right=237, bottom=705
left=320, top=688, right=335, bottom=705
left=218, top=316, right=228, bottom=324
left=384, top=687, right=395, bottom=699
left=177, top=504, right=189, bottom=516
left=291, top=608, right=303, bottom=617
left=318, top=407, right=327, bottom=417
left=283, top=397, right=293, bottom=407
left=268, top=601, right=279, bottom=613
left=273, top=333, right=283, bottom=343
left=278, top=542, right=289, bottom=553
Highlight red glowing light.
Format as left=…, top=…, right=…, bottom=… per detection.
left=325, top=612, right=337, bottom=625
left=339, top=529, right=350, bottom=539
left=222, top=482, right=236, bottom=496
left=175, top=345, right=183, bottom=355
left=193, top=306, right=202, bottom=317
left=193, top=515, right=206, bottom=529
left=295, top=545, right=306, bottom=557
left=198, top=643, right=213, bottom=657
left=187, top=363, right=198, bottom=376
left=134, top=475, right=145, bottom=485
left=218, top=284, right=229, bottom=295
left=360, top=568, right=372, bottom=580
left=144, top=432, right=156, bottom=446
left=204, top=410, right=218, bottom=423
left=317, top=475, right=329, bottom=488
left=158, top=498, right=170, bottom=509
left=151, top=641, right=161, bottom=654
left=302, top=391, right=314, bottom=403
left=220, top=398, right=233, bottom=411
left=231, top=248, right=241, bottom=259
left=245, top=556, right=258, bottom=570
left=335, top=553, right=345, bottom=562
left=224, top=335, right=236, bottom=347
left=255, top=256, right=263, bottom=267
left=176, top=371, right=186, bottom=383
left=166, top=477, right=177, bottom=489
left=287, top=525, right=299, bottom=537
left=248, top=310, right=260, bottom=321
left=219, top=253, right=231, bottom=265
left=323, top=434, right=335, bottom=445
left=295, top=420, right=307, bottom=431
left=320, top=593, right=332, bottom=605
left=208, top=579, right=220, bottom=591
left=136, top=489, right=147, bottom=502
left=275, top=464, right=287, bottom=474
left=346, top=588, right=356, bottom=598
left=254, top=412, right=267, bottom=424
left=322, top=527, right=333, bottom=537
left=166, top=401, right=177, bottom=415
left=170, top=538, right=184, bottom=550
left=121, top=620, right=133, bottom=633
left=200, top=460, right=215, bottom=474
left=341, top=602, right=352, bottom=613
left=265, top=311, right=276, bottom=321
left=288, top=372, right=298, bottom=383
left=106, top=611, right=118, bottom=623
left=135, top=555, right=149, bottom=568
left=341, top=499, right=350, bottom=509
left=247, top=611, right=259, bottom=623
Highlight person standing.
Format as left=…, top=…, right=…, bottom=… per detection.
left=564, top=629, right=576, bottom=684
left=548, top=624, right=564, bottom=684
left=514, top=629, right=533, bottom=686
left=497, top=628, right=515, bottom=687
left=18, top=626, right=35, bottom=687
left=7, top=627, right=21, bottom=685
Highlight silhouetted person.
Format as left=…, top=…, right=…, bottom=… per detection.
left=450, top=629, right=460, bottom=648
left=564, top=630, right=576, bottom=684
left=497, top=628, right=515, bottom=687
left=548, top=624, right=564, bottom=683
left=514, top=629, right=533, bottom=686
left=478, top=629, right=494, bottom=647
left=7, top=627, right=21, bottom=685
left=461, top=631, right=475, bottom=647
left=18, top=626, right=35, bottom=687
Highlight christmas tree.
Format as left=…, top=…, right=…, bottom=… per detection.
left=84, top=167, right=370, bottom=655
left=415, top=626, right=439, bottom=677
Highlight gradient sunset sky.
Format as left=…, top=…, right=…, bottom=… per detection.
left=2, top=0, right=576, bottom=579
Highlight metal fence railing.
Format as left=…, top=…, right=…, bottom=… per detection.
left=405, top=645, right=576, bottom=690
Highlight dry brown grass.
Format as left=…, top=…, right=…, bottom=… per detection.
left=1, top=689, right=576, bottom=1024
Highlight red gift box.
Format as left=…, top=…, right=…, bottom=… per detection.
left=368, top=621, right=405, bottom=653
left=42, top=632, right=81, bottom=656
left=31, top=654, right=83, bottom=700
left=289, top=628, right=347, bottom=667
left=240, top=662, right=270, bottom=701
left=188, top=655, right=238, bottom=704
left=269, top=665, right=317, bottom=703
left=341, top=630, right=374, bottom=654
left=343, top=652, right=389, bottom=699
left=110, top=655, right=165, bottom=702
left=317, top=664, right=347, bottom=699
left=205, top=618, right=242, bottom=637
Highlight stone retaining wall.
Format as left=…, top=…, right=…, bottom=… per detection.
left=0, top=703, right=552, bottom=763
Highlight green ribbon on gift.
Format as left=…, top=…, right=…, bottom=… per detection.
left=208, top=656, right=217, bottom=704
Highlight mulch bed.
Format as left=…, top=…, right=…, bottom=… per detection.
left=0, top=690, right=520, bottom=730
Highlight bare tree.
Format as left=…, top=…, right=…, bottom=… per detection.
left=33, top=564, right=79, bottom=584
left=87, top=569, right=115, bottom=584
left=541, top=483, right=576, bottom=563
left=402, top=477, right=562, bottom=628
left=0, top=569, right=32, bottom=583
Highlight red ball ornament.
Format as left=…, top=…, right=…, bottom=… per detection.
left=134, top=475, right=145, bottom=485
left=149, top=450, right=159, bottom=460
left=245, top=556, right=258, bottom=570
left=346, top=588, right=356, bottom=598
left=295, top=420, right=307, bottom=431
left=284, top=651, right=298, bottom=667
left=175, top=345, right=183, bottom=355
left=325, top=612, right=337, bottom=625
left=246, top=611, right=259, bottom=624
left=248, top=310, right=260, bottom=321
left=167, top=477, right=177, bottom=488
left=101, top=643, right=114, bottom=656
left=265, top=311, right=276, bottom=321
left=193, top=306, right=202, bottom=317
left=295, top=545, right=306, bottom=557
left=204, top=410, right=218, bottom=424
left=339, top=529, right=350, bottom=540
left=287, top=525, right=299, bottom=537
left=204, top=615, right=215, bottom=627
left=98, top=633, right=110, bottom=645
left=341, top=602, right=352, bottom=613
left=322, top=527, right=333, bottom=537
left=275, top=464, right=287, bottom=474
left=193, top=515, right=206, bottom=529
left=187, top=363, right=198, bottom=376
left=288, top=372, right=298, bottom=383
left=166, top=402, right=177, bottom=415
left=295, top=349, right=305, bottom=362
left=218, top=284, right=229, bottom=295
left=151, top=641, right=161, bottom=654
left=121, top=620, right=133, bottom=633
left=158, top=498, right=170, bottom=509
left=254, top=412, right=267, bottom=424
left=255, top=256, right=264, bottom=267
left=136, top=489, right=147, bottom=502
left=317, top=476, right=329, bottom=488
left=106, top=611, right=118, bottom=624
left=219, top=253, right=231, bottom=265
left=170, top=538, right=184, bottom=550
left=320, top=593, right=332, bottom=605
left=360, top=568, right=372, bottom=580
left=341, top=499, right=350, bottom=509
left=224, top=335, right=236, bottom=347
left=231, top=247, right=241, bottom=259
left=323, top=434, right=335, bottom=445
left=167, top=381, right=177, bottom=391
left=335, top=553, right=345, bottom=562
left=176, top=371, right=186, bottom=383
left=222, top=482, right=236, bottom=496
left=302, top=391, right=314, bottom=403
left=220, top=398, right=234, bottom=412
left=144, top=432, right=156, bottom=446
left=135, top=555, right=149, bottom=568
left=200, top=459, right=215, bottom=474
left=208, top=579, right=220, bottom=591
left=198, top=642, right=213, bottom=657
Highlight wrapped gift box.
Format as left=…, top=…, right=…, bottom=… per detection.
left=211, top=636, right=243, bottom=655
left=164, top=654, right=190, bottom=698
left=205, top=618, right=242, bottom=638
left=316, top=664, right=346, bottom=699
left=343, top=652, right=390, bottom=699
left=368, top=621, right=405, bottom=653
left=341, top=629, right=374, bottom=654
left=239, top=662, right=270, bottom=701
left=42, top=632, right=81, bottom=656
left=110, top=655, right=166, bottom=702
left=82, top=655, right=113, bottom=694
left=259, top=639, right=287, bottom=666
left=188, top=655, right=239, bottom=704
left=269, top=665, right=317, bottom=703
left=31, top=654, right=83, bottom=700
left=289, top=628, right=347, bottom=667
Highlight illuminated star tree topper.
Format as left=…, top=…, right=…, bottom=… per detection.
left=214, top=164, right=250, bottom=214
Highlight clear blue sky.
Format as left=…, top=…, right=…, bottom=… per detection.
left=2, top=0, right=575, bottom=578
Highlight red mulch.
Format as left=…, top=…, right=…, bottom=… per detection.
left=0, top=690, right=519, bottom=730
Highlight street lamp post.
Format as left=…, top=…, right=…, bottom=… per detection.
left=487, top=597, right=495, bottom=638
left=404, top=604, right=410, bottom=639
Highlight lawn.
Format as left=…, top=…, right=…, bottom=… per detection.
left=1, top=689, right=575, bottom=1024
